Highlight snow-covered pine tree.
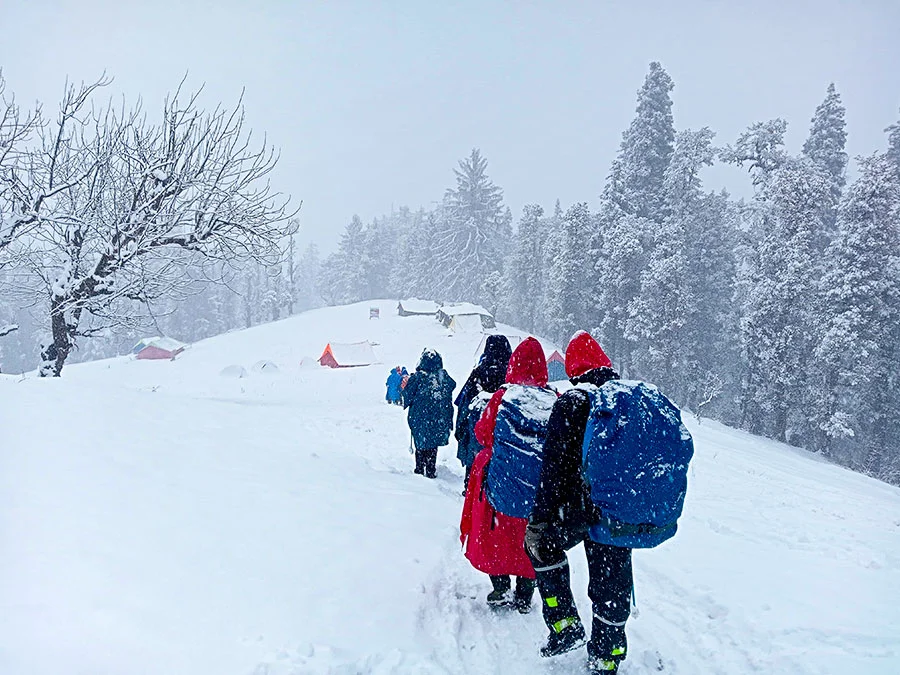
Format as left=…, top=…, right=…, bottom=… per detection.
left=802, top=83, right=848, bottom=245
left=506, top=204, right=546, bottom=333
left=604, top=62, right=676, bottom=222
left=626, top=128, right=716, bottom=400
left=685, top=190, right=741, bottom=419
left=534, top=200, right=563, bottom=339
left=802, top=83, right=848, bottom=194
left=810, top=154, right=900, bottom=482
left=386, top=206, right=423, bottom=298
left=320, top=215, right=368, bottom=304
left=432, top=149, right=510, bottom=303
left=591, top=204, right=651, bottom=375
left=544, top=203, right=591, bottom=345
left=589, top=63, right=677, bottom=367
left=740, top=156, right=832, bottom=442
left=295, top=243, right=322, bottom=312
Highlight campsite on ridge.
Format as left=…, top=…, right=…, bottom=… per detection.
left=1, top=4, right=899, bottom=674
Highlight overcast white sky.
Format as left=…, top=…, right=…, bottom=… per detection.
left=2, top=1, right=898, bottom=251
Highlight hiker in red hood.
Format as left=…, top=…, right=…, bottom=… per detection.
left=524, top=331, right=630, bottom=673
left=460, top=337, right=557, bottom=613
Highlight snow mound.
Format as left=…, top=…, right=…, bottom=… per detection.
left=219, top=364, right=248, bottom=378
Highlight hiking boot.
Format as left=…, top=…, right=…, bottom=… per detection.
left=540, top=621, right=586, bottom=657
left=413, top=467, right=424, bottom=475
left=513, top=577, right=535, bottom=614
left=486, top=588, right=513, bottom=608
left=586, top=657, right=619, bottom=673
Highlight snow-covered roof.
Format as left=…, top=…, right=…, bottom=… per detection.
left=324, top=341, right=378, bottom=366
left=397, top=298, right=439, bottom=314
left=438, top=302, right=493, bottom=318
left=133, top=336, right=187, bottom=354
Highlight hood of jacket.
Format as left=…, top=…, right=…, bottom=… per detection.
left=482, top=335, right=512, bottom=369
left=505, top=336, right=548, bottom=387
left=417, top=348, right=444, bottom=373
left=565, top=331, right=612, bottom=379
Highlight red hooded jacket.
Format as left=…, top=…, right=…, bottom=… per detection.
left=459, top=337, right=550, bottom=578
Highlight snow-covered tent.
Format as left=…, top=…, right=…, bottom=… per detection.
left=546, top=349, right=566, bottom=381
left=448, top=313, right=486, bottom=334
left=318, top=341, right=378, bottom=368
left=436, top=303, right=495, bottom=330
left=252, top=360, right=279, bottom=374
left=132, top=337, right=187, bottom=360
left=397, top=299, right=439, bottom=317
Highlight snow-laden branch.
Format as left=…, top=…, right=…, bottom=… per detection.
left=8, top=77, right=298, bottom=376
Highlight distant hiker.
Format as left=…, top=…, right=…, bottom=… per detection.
left=385, top=366, right=404, bottom=405
left=399, top=366, right=410, bottom=406
left=454, top=335, right=512, bottom=488
left=403, top=349, right=455, bottom=479
left=460, top=337, right=556, bottom=613
left=524, top=331, right=693, bottom=674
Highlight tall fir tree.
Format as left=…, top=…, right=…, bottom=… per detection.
left=321, top=215, right=368, bottom=304
left=626, top=128, right=716, bottom=399
left=604, top=61, right=676, bottom=222
left=810, top=154, right=900, bottom=481
left=802, top=83, right=848, bottom=244
left=542, top=203, right=591, bottom=345
left=506, top=204, right=546, bottom=333
left=590, top=63, right=677, bottom=365
left=802, top=84, right=848, bottom=190
left=741, top=156, right=832, bottom=442
left=433, top=149, right=510, bottom=303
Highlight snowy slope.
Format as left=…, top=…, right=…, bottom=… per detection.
left=2, top=300, right=899, bottom=675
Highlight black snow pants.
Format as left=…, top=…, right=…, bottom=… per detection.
left=489, top=574, right=536, bottom=603
left=527, top=524, right=632, bottom=663
left=414, top=447, right=437, bottom=478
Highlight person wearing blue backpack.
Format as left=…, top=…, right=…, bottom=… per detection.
left=524, top=331, right=694, bottom=674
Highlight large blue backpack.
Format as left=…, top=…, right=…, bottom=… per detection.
left=581, top=380, right=694, bottom=548
left=486, top=385, right=558, bottom=518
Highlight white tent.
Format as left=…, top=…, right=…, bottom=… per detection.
left=436, top=303, right=495, bottom=330
left=449, top=313, right=486, bottom=334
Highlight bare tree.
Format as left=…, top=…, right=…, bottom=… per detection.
left=19, top=78, right=296, bottom=376
left=694, top=371, right=724, bottom=422
left=0, top=71, right=42, bottom=266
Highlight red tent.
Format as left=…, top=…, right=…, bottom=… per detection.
left=318, top=341, right=378, bottom=368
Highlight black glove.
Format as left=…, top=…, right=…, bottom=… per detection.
left=524, top=521, right=549, bottom=563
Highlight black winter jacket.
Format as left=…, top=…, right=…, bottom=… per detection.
left=529, top=367, right=619, bottom=527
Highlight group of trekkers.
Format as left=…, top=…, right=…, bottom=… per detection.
left=385, top=365, right=409, bottom=405
left=398, top=332, right=694, bottom=673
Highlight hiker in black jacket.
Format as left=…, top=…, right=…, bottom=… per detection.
left=525, top=331, right=632, bottom=674
left=453, top=335, right=512, bottom=487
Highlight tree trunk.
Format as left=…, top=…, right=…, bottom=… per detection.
left=39, top=298, right=74, bottom=377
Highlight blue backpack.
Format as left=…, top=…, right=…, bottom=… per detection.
left=486, top=385, right=558, bottom=518
left=581, top=380, right=693, bottom=548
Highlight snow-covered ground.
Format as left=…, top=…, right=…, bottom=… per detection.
left=2, top=300, right=899, bottom=675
